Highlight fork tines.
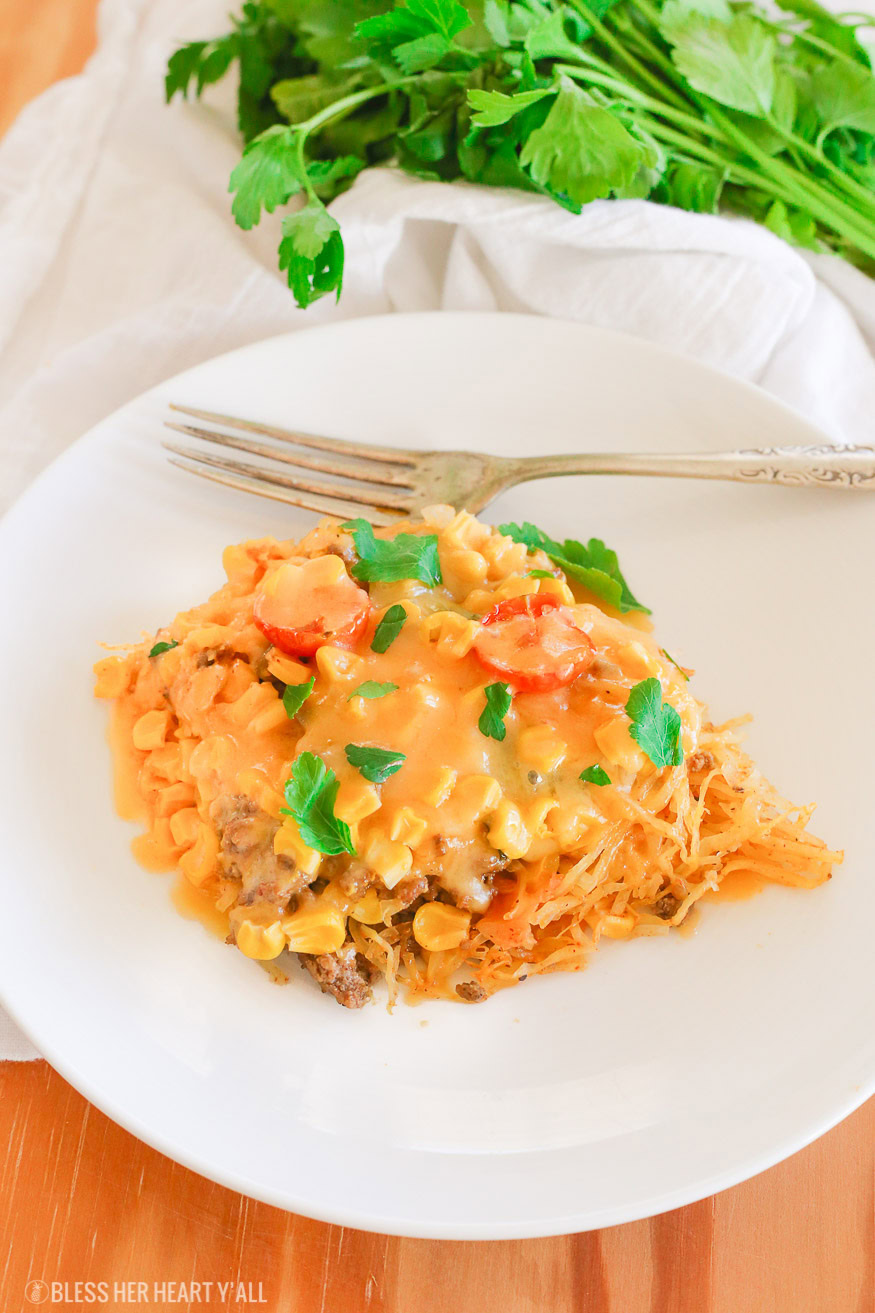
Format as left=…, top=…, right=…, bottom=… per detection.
left=163, top=405, right=416, bottom=524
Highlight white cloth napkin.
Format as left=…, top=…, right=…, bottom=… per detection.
left=2, top=0, right=873, bottom=1060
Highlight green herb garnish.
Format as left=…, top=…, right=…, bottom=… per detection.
left=500, top=521, right=648, bottom=615
left=580, top=764, right=612, bottom=786
left=371, top=604, right=408, bottom=653
left=661, top=647, right=690, bottom=681
left=282, top=676, right=315, bottom=718
left=344, top=743, right=407, bottom=783
left=478, top=682, right=512, bottom=742
left=342, top=519, right=442, bottom=587
left=148, top=640, right=179, bottom=657
left=625, top=678, right=684, bottom=769
left=281, top=752, right=355, bottom=855
left=527, top=569, right=554, bottom=579
left=348, top=680, right=398, bottom=700
left=167, top=0, right=875, bottom=310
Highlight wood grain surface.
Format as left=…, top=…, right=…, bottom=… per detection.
left=0, top=3, right=873, bottom=1311
left=1, top=1060, right=873, bottom=1312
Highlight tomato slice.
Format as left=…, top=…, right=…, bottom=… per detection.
left=472, top=594, right=594, bottom=692
left=254, top=555, right=369, bottom=657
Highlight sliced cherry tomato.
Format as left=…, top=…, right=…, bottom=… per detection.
left=254, top=555, right=369, bottom=657
left=472, top=594, right=594, bottom=693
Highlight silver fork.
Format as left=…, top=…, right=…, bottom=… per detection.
left=164, top=405, right=875, bottom=525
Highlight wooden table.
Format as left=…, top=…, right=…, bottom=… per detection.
left=1, top=4, right=872, bottom=1310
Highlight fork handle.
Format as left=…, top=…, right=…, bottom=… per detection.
left=515, top=445, right=875, bottom=490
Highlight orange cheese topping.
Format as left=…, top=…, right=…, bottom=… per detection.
left=94, top=506, right=839, bottom=1005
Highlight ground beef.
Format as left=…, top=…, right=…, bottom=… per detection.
left=687, top=751, right=714, bottom=773
left=210, top=793, right=305, bottom=910
left=455, top=982, right=488, bottom=1004
left=653, top=892, right=682, bottom=919
left=299, top=943, right=378, bottom=1009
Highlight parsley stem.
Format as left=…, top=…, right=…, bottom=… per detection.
left=568, top=0, right=692, bottom=114
left=297, top=79, right=414, bottom=140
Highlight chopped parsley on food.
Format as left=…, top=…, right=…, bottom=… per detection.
left=348, top=680, right=398, bottom=701
left=148, top=639, right=178, bottom=657
left=345, top=743, right=407, bottom=783
left=282, top=752, right=356, bottom=855
left=371, top=604, right=407, bottom=653
left=343, top=518, right=442, bottom=585
left=282, top=677, right=316, bottom=719
left=478, top=682, right=512, bottom=742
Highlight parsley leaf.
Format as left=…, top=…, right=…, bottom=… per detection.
left=345, top=743, right=407, bottom=783
left=499, top=521, right=649, bottom=614
left=148, top=640, right=179, bottom=657
left=812, top=61, right=875, bottom=141
left=282, top=676, right=316, bottom=718
left=520, top=77, right=655, bottom=206
left=281, top=752, right=356, bottom=855
left=165, top=38, right=237, bottom=101
left=660, top=11, right=776, bottom=117
left=278, top=197, right=345, bottom=307
left=229, top=125, right=304, bottom=229
left=467, top=86, right=553, bottom=128
left=580, top=764, right=611, bottom=786
left=661, top=648, right=690, bottom=681
left=625, top=678, right=683, bottom=769
left=349, top=680, right=398, bottom=699
left=342, top=519, right=442, bottom=585
left=527, top=569, right=554, bottom=579
left=478, top=682, right=512, bottom=741
left=371, top=603, right=408, bottom=652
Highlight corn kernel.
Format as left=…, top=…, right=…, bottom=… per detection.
left=598, top=912, right=637, bottom=940
left=307, top=554, right=349, bottom=586
left=486, top=799, right=532, bottom=859
left=267, top=650, right=311, bottom=685
left=179, top=821, right=220, bottom=887
left=619, top=640, right=658, bottom=679
left=413, top=903, right=471, bottom=952
left=228, top=681, right=276, bottom=725
left=442, top=547, right=488, bottom=598
left=335, top=776, right=381, bottom=824
left=493, top=575, right=539, bottom=602
left=314, top=645, right=362, bottom=682
left=236, top=918, right=286, bottom=960
left=548, top=804, right=596, bottom=849
left=388, top=806, right=429, bottom=848
left=518, top=725, right=568, bottom=773
left=282, top=905, right=346, bottom=954
left=350, top=889, right=383, bottom=924
left=524, top=796, right=558, bottom=835
left=422, top=766, right=457, bottom=807
left=273, top=819, right=322, bottom=876
left=361, top=834, right=413, bottom=889
left=250, top=698, right=289, bottom=736
left=443, top=510, right=490, bottom=551
left=155, top=782, right=196, bottom=817
left=93, top=656, right=130, bottom=699
left=451, top=775, right=502, bottom=820
left=223, top=542, right=260, bottom=588
left=184, top=624, right=229, bottom=651
left=593, top=717, right=648, bottom=772
left=537, top=576, right=576, bottom=605
left=169, top=806, right=200, bottom=848
left=421, top=502, right=456, bottom=528
left=132, top=709, right=171, bottom=751
left=462, top=588, right=497, bottom=615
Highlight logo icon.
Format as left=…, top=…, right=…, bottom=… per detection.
left=25, top=1281, right=49, bottom=1304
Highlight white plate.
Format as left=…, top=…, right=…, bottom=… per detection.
left=0, top=313, right=871, bottom=1240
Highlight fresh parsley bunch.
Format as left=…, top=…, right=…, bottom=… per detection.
left=167, top=0, right=875, bottom=308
